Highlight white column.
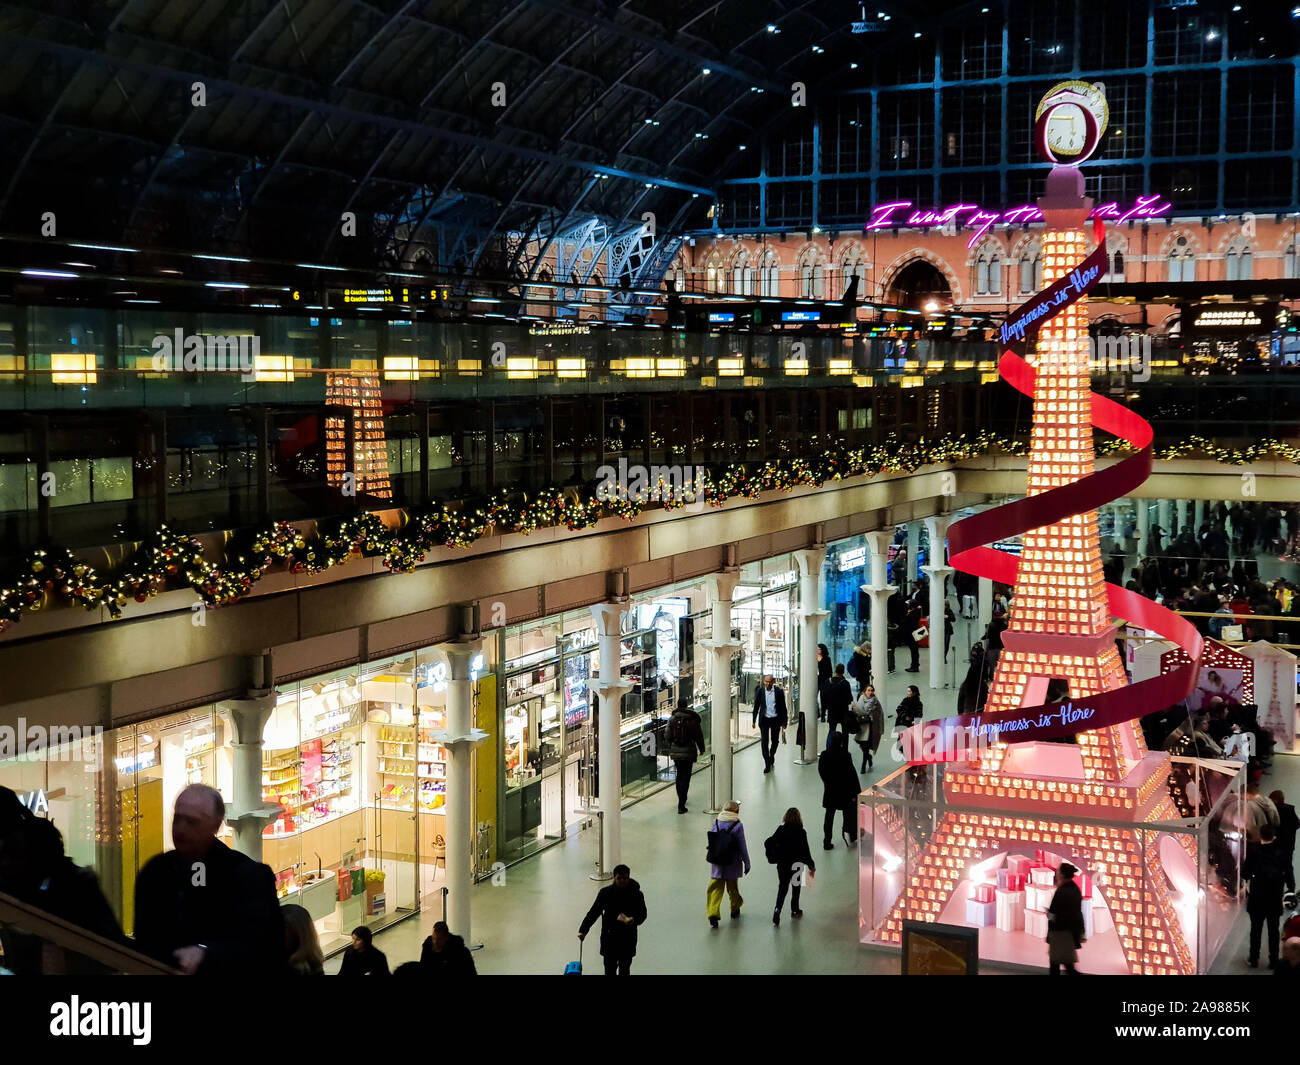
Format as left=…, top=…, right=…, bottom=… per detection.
left=794, top=547, right=829, bottom=764
left=1136, top=498, right=1150, bottom=556
left=590, top=601, right=630, bottom=872
left=703, top=571, right=741, bottom=803
left=905, top=522, right=920, bottom=593
left=864, top=530, right=897, bottom=712
left=1158, top=499, right=1172, bottom=541
left=218, top=690, right=281, bottom=861
left=1175, top=499, right=1189, bottom=539
left=1194, top=499, right=1206, bottom=534
left=922, top=515, right=953, bottom=691
left=432, top=639, right=487, bottom=942
left=978, top=576, right=993, bottom=633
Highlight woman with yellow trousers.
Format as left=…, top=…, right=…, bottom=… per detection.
left=705, top=800, right=752, bottom=928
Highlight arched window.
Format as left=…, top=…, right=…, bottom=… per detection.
left=1018, top=244, right=1042, bottom=294
left=1225, top=242, right=1252, bottom=282
left=799, top=260, right=825, bottom=299
left=704, top=258, right=722, bottom=292
left=1167, top=237, right=1195, bottom=283
left=973, top=245, right=1001, bottom=296
left=731, top=253, right=754, bottom=295
left=1111, top=250, right=1124, bottom=280
left=839, top=257, right=868, bottom=301
left=759, top=251, right=780, bottom=297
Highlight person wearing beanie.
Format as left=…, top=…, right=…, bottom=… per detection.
left=1046, top=862, right=1086, bottom=975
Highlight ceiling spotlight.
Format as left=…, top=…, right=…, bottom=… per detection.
left=1206, top=29, right=1218, bottom=40
left=850, top=62, right=858, bottom=69
left=766, top=23, right=777, bottom=32
left=701, top=67, right=711, bottom=75
left=1232, top=3, right=1241, bottom=9
left=924, top=300, right=939, bottom=313
left=738, top=144, right=747, bottom=150
left=914, top=31, right=921, bottom=38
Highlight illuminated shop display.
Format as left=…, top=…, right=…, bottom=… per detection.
left=861, top=84, right=1240, bottom=975
left=324, top=369, right=393, bottom=500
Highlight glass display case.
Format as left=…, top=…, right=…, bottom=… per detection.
left=858, top=755, right=1245, bottom=974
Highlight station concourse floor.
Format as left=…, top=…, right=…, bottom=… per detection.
left=329, top=638, right=1298, bottom=977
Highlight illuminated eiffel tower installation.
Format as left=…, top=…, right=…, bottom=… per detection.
left=873, top=85, right=1201, bottom=975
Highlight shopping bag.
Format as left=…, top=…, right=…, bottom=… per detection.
left=780, top=727, right=788, bottom=745
left=564, top=941, right=582, bottom=975
left=911, top=625, right=929, bottom=643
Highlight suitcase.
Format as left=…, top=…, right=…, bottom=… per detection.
left=564, top=941, right=582, bottom=975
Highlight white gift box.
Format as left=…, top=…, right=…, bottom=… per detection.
left=1081, top=895, right=1094, bottom=939
left=1024, top=907, right=1050, bottom=938
left=1029, top=866, right=1055, bottom=887
left=965, top=898, right=997, bottom=927
left=995, top=888, right=1025, bottom=932
left=1025, top=883, right=1054, bottom=911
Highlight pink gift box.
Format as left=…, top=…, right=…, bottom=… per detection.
left=996, top=868, right=1011, bottom=890
left=995, top=888, right=1025, bottom=932
left=1077, top=874, right=1093, bottom=899
left=1035, top=849, right=1063, bottom=869
left=973, top=883, right=995, bottom=903
left=1005, top=854, right=1032, bottom=878
left=1026, top=883, right=1054, bottom=911
left=965, top=898, right=996, bottom=927
left=1029, top=865, right=1055, bottom=887
left=1005, top=873, right=1025, bottom=891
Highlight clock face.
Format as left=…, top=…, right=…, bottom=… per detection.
left=1045, top=103, right=1087, bottom=156
left=1034, top=81, right=1108, bottom=165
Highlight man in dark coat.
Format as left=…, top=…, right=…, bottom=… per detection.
left=0, top=788, right=126, bottom=974
left=817, top=732, right=861, bottom=850
left=420, top=920, right=477, bottom=975
left=578, top=864, right=647, bottom=976
left=1046, top=862, right=1086, bottom=975
left=822, top=664, right=854, bottom=736
left=751, top=674, right=788, bottom=774
left=1270, top=790, right=1299, bottom=893
left=666, top=698, right=707, bottom=813
left=133, top=784, right=284, bottom=976
left=1244, top=825, right=1288, bottom=969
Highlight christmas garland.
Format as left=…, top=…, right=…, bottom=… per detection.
left=2, top=432, right=1296, bottom=633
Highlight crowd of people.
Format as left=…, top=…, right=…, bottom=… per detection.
left=0, top=783, right=476, bottom=977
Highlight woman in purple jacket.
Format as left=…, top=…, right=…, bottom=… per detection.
left=706, top=800, right=752, bottom=928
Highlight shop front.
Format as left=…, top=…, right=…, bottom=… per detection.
left=732, top=556, right=800, bottom=743
left=0, top=642, right=498, bottom=957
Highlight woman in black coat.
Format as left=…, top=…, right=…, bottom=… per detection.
left=815, top=644, right=833, bottom=722
left=818, top=732, right=862, bottom=850
left=767, top=807, right=815, bottom=926
left=894, top=684, right=924, bottom=729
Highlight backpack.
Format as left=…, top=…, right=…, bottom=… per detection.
left=706, top=822, right=740, bottom=866
left=667, top=713, right=689, bottom=750
left=763, top=831, right=781, bottom=865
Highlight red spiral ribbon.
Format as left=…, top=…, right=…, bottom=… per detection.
left=904, top=218, right=1203, bottom=763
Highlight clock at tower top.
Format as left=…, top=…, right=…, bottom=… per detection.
left=1034, top=82, right=1109, bottom=166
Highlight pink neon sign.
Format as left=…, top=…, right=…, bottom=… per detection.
left=865, top=194, right=1173, bottom=247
